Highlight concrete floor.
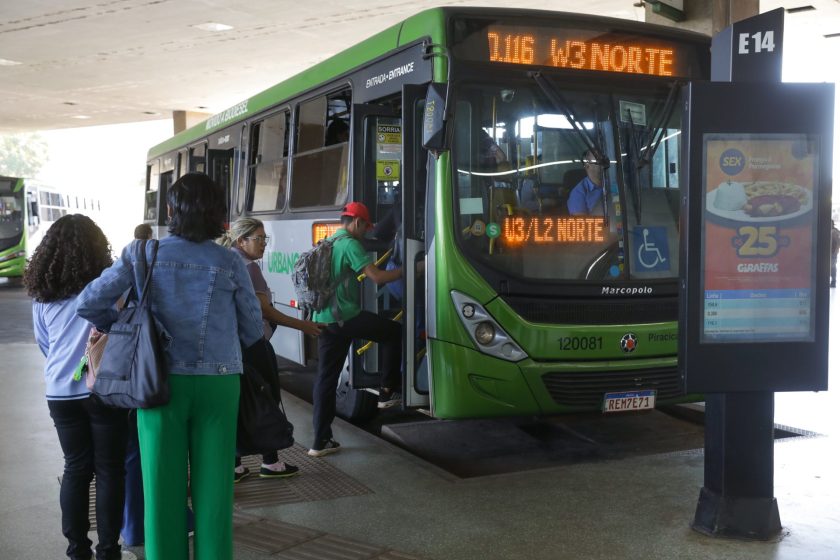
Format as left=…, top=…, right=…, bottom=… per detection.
left=2, top=281, right=839, bottom=560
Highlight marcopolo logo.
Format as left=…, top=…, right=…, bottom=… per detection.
left=720, top=148, right=746, bottom=176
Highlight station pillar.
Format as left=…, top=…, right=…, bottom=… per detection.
left=172, top=110, right=210, bottom=134
left=690, top=7, right=785, bottom=541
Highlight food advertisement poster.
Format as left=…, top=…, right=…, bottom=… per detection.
left=701, top=134, right=818, bottom=343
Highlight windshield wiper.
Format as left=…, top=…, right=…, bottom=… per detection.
left=636, top=80, right=682, bottom=171
left=531, top=71, right=612, bottom=226
left=530, top=72, right=609, bottom=169
left=623, top=102, right=644, bottom=223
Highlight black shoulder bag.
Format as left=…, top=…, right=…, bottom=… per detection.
left=237, top=338, right=294, bottom=455
left=93, top=239, right=170, bottom=409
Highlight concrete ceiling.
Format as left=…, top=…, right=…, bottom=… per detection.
left=0, top=1, right=838, bottom=134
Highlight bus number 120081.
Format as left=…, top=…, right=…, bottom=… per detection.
left=558, top=336, right=603, bottom=351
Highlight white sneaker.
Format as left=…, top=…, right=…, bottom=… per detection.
left=307, top=439, right=341, bottom=457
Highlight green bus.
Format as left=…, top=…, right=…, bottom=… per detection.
left=0, top=176, right=31, bottom=279
left=144, top=8, right=711, bottom=420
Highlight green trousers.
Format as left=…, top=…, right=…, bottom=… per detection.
left=137, top=374, right=240, bottom=560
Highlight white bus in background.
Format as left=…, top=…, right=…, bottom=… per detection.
left=26, top=182, right=103, bottom=253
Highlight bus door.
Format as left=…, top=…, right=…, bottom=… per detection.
left=188, top=142, right=207, bottom=173
left=159, top=152, right=176, bottom=228
left=145, top=159, right=172, bottom=237
left=350, top=88, right=430, bottom=410
left=400, top=84, right=430, bottom=408
left=144, top=160, right=161, bottom=223
left=350, top=103, right=400, bottom=391
left=208, top=127, right=239, bottom=222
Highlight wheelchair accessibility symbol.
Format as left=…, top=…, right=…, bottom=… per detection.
left=633, top=226, right=669, bottom=272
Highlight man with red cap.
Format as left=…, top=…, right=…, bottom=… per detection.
left=308, top=201, right=404, bottom=457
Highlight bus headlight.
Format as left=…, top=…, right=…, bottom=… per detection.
left=450, top=290, right=526, bottom=362
left=0, top=250, right=25, bottom=263
left=474, top=322, right=495, bottom=345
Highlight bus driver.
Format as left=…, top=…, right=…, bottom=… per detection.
left=567, top=149, right=605, bottom=216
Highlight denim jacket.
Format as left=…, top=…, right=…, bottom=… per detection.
left=76, top=236, right=264, bottom=376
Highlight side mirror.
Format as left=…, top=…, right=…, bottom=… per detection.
left=422, top=82, right=449, bottom=156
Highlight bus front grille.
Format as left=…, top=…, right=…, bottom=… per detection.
left=542, top=367, right=685, bottom=409
left=504, top=296, right=677, bottom=325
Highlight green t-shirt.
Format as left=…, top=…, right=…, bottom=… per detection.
left=312, top=230, right=373, bottom=324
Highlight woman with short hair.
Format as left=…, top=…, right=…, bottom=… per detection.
left=25, top=214, right=128, bottom=560
left=77, top=172, right=264, bottom=560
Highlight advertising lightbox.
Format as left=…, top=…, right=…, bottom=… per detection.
left=680, top=82, right=833, bottom=393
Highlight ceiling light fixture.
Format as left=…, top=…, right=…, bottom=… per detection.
left=192, top=22, right=233, bottom=32
left=0, top=58, right=22, bottom=66
left=71, top=115, right=91, bottom=119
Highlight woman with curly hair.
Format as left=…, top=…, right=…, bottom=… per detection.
left=25, top=214, right=128, bottom=560
left=76, top=172, right=264, bottom=560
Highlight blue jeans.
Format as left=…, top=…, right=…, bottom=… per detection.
left=48, top=397, right=127, bottom=560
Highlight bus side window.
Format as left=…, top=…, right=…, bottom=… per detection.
left=189, top=143, right=206, bottom=173
left=290, top=87, right=352, bottom=209
left=249, top=110, right=290, bottom=212
left=177, top=150, right=187, bottom=178
left=145, top=162, right=160, bottom=222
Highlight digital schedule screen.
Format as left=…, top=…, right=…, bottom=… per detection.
left=451, top=19, right=706, bottom=79
left=700, top=134, right=819, bottom=343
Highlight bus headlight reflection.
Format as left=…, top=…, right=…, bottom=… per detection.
left=474, top=322, right=495, bottom=345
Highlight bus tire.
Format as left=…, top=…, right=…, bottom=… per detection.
left=335, top=362, right=377, bottom=421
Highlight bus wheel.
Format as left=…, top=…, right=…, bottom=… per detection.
left=335, top=362, right=377, bottom=421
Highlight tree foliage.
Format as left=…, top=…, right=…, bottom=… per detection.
left=0, top=133, right=49, bottom=178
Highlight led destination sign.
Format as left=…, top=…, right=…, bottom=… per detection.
left=487, top=30, right=674, bottom=76
left=452, top=21, right=701, bottom=78
left=502, top=216, right=605, bottom=245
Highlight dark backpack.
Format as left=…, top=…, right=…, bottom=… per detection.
left=291, top=231, right=350, bottom=316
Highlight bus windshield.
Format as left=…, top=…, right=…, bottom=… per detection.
left=452, top=78, right=682, bottom=283
left=0, top=190, right=24, bottom=241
